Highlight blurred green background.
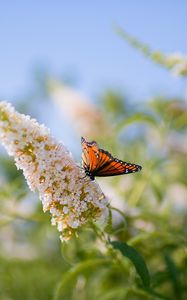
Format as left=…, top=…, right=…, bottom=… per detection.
left=0, top=2, right=187, bottom=300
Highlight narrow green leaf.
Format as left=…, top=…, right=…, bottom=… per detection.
left=116, top=113, right=157, bottom=132
left=144, top=287, right=170, bottom=300
left=164, top=254, right=181, bottom=300
left=53, top=259, right=109, bottom=300
left=97, top=287, right=128, bottom=300
left=110, top=241, right=150, bottom=287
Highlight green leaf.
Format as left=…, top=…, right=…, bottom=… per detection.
left=53, top=259, right=109, bottom=300
left=97, top=287, right=128, bottom=300
left=116, top=112, right=157, bottom=132
left=144, top=287, right=170, bottom=300
left=164, top=254, right=181, bottom=300
left=110, top=241, right=151, bottom=287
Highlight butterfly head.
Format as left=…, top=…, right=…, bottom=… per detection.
left=81, top=136, right=97, bottom=147
left=81, top=137, right=85, bottom=143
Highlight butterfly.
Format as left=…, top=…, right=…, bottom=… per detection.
left=81, top=137, right=142, bottom=180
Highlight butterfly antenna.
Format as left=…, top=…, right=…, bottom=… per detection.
left=77, top=164, right=85, bottom=171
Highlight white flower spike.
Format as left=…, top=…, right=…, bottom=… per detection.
left=0, top=101, right=108, bottom=241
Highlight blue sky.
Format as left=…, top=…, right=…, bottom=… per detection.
left=1, top=1, right=187, bottom=101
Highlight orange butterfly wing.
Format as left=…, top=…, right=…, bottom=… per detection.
left=81, top=137, right=142, bottom=178
left=95, top=149, right=142, bottom=176
left=81, top=137, right=100, bottom=173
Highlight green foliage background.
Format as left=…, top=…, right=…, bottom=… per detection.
left=0, top=31, right=187, bottom=300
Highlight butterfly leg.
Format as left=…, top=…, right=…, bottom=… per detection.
left=79, top=176, right=92, bottom=184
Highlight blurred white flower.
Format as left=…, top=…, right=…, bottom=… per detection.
left=165, top=52, right=187, bottom=76
left=48, top=80, right=113, bottom=139
left=166, top=183, right=187, bottom=213
left=0, top=101, right=108, bottom=241
left=151, top=51, right=187, bottom=76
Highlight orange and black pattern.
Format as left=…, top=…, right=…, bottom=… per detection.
left=81, top=137, right=142, bottom=180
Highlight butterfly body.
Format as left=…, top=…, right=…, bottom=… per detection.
left=81, top=137, right=142, bottom=180
left=84, top=169, right=95, bottom=181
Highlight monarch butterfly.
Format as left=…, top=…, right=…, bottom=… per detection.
left=81, top=137, right=142, bottom=180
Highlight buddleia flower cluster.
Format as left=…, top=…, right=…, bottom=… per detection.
left=0, top=101, right=108, bottom=241
left=116, top=27, right=187, bottom=77
left=48, top=79, right=113, bottom=139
